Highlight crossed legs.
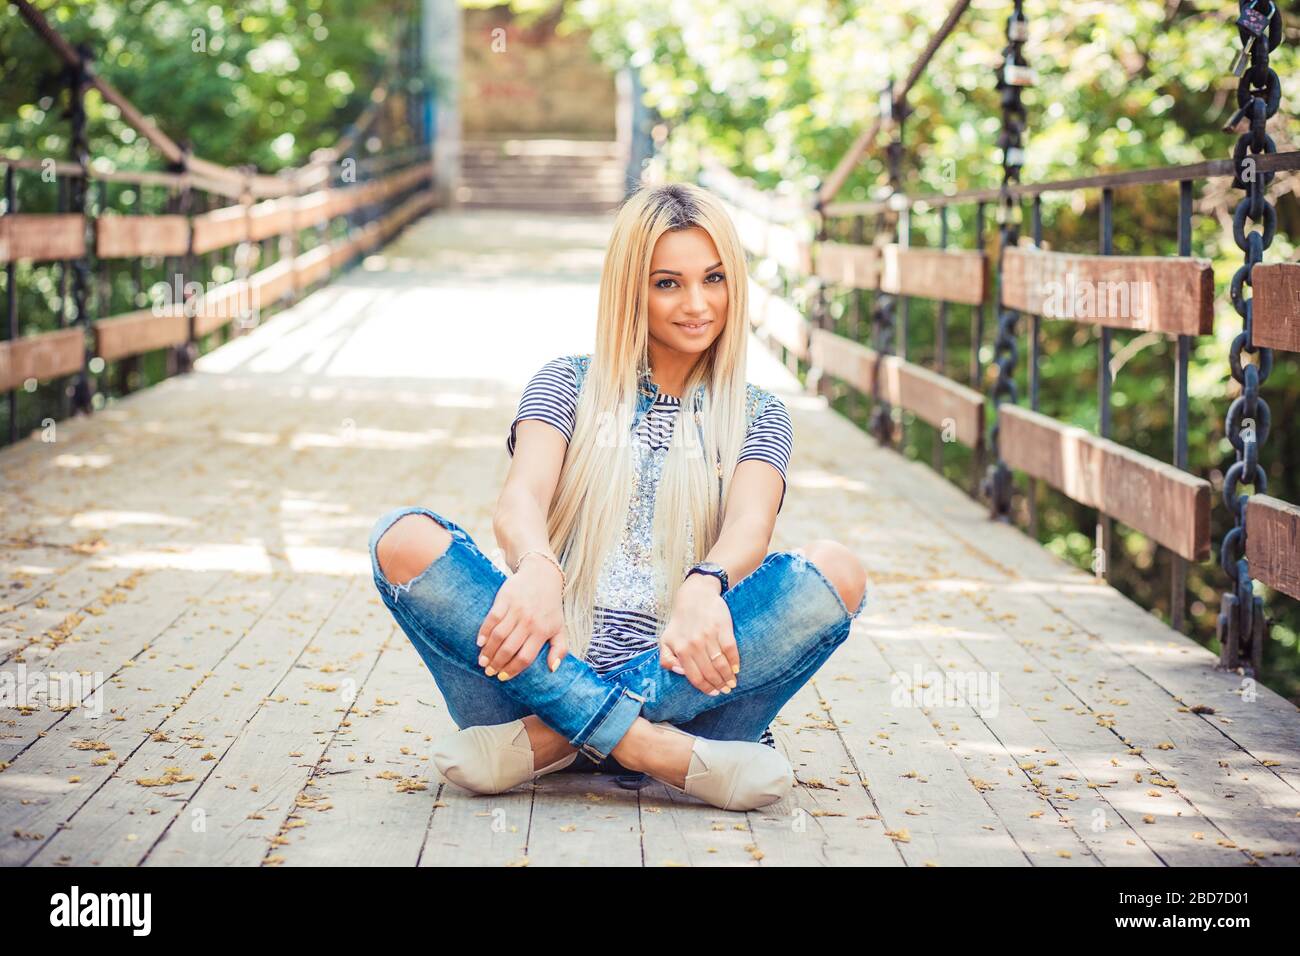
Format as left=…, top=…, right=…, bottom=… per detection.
left=375, top=513, right=866, bottom=788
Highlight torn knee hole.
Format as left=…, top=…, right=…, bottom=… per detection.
left=376, top=514, right=452, bottom=585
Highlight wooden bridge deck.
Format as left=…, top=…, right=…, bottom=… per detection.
left=2, top=209, right=1298, bottom=867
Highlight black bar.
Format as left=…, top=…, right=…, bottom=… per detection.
left=1097, top=186, right=1114, bottom=577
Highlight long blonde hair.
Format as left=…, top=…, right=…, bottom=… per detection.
left=544, top=183, right=751, bottom=660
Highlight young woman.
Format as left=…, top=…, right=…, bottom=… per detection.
left=368, top=182, right=867, bottom=812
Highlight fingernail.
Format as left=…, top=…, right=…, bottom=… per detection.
left=732, top=664, right=740, bottom=675
left=476, top=635, right=486, bottom=647
left=709, top=689, right=720, bottom=696
left=478, top=654, right=488, bottom=666
left=720, top=686, right=731, bottom=694
left=485, top=667, right=497, bottom=677
left=727, top=680, right=737, bottom=689
left=497, top=671, right=510, bottom=682
left=672, top=666, right=685, bottom=676
left=550, top=659, right=558, bottom=672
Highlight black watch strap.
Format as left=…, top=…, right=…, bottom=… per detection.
left=685, top=562, right=729, bottom=594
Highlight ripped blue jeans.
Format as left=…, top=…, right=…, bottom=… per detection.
left=367, top=506, right=866, bottom=771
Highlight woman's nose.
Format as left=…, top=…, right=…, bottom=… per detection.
left=684, top=283, right=708, bottom=314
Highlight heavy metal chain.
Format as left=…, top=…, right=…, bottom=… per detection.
left=869, top=81, right=904, bottom=445
left=982, top=1, right=1029, bottom=517
left=66, top=43, right=93, bottom=415
left=1217, top=0, right=1282, bottom=675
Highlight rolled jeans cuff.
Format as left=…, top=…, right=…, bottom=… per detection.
left=574, top=685, right=645, bottom=762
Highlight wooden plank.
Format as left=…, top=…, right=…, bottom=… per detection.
left=247, top=198, right=296, bottom=241
left=279, top=636, right=465, bottom=867
left=193, top=278, right=253, bottom=337
left=878, top=354, right=984, bottom=448
left=857, top=591, right=1108, bottom=866
left=249, top=258, right=295, bottom=306
left=294, top=244, right=333, bottom=290
left=0, top=213, right=85, bottom=262
left=810, top=327, right=877, bottom=390
left=795, top=402, right=1297, bottom=862
left=750, top=678, right=904, bottom=866
left=329, top=236, right=359, bottom=269
left=814, top=241, right=879, bottom=289
left=25, top=572, right=352, bottom=866
left=142, top=579, right=391, bottom=866
left=810, top=329, right=984, bottom=448
left=1001, top=246, right=1213, bottom=335
left=524, top=772, right=642, bottom=866
left=93, top=307, right=188, bottom=361
left=749, top=279, right=809, bottom=359
left=881, top=244, right=987, bottom=305
left=95, top=215, right=189, bottom=258
left=998, top=404, right=1210, bottom=561
left=0, top=570, right=275, bottom=866
left=0, top=327, right=83, bottom=391
left=293, top=190, right=335, bottom=230
left=1249, top=262, right=1300, bottom=352
left=191, top=203, right=249, bottom=254
left=845, top=403, right=1300, bottom=802
left=814, top=614, right=1030, bottom=865
left=1246, top=495, right=1300, bottom=600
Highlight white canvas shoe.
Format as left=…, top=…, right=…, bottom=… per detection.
left=432, top=719, right=578, bottom=794
left=656, top=724, right=794, bottom=811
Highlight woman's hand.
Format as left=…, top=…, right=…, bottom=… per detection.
left=477, top=554, right=567, bottom=680
left=659, top=575, right=739, bottom=696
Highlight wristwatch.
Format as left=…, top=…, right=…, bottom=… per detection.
left=684, top=561, right=729, bottom=594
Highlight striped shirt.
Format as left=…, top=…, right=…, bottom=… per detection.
left=506, top=356, right=794, bottom=511
left=506, top=356, right=792, bottom=750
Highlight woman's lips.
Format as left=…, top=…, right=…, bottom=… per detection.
left=677, top=320, right=712, bottom=334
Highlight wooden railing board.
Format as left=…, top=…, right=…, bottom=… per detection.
left=294, top=243, right=334, bottom=290
left=1000, top=246, right=1213, bottom=335
left=1, top=177, right=437, bottom=372
left=95, top=214, right=189, bottom=258
left=1248, top=262, right=1300, bottom=353
left=881, top=244, right=987, bottom=305
left=92, top=307, right=188, bottom=361
left=0, top=214, right=85, bottom=262
left=249, top=258, right=295, bottom=306
left=810, top=328, right=985, bottom=448
left=998, top=404, right=1211, bottom=561
left=814, top=241, right=880, bottom=289
left=749, top=279, right=810, bottom=359
left=192, top=278, right=255, bottom=338
left=0, top=327, right=83, bottom=390
left=191, top=204, right=250, bottom=255
left=247, top=199, right=296, bottom=242
left=1245, top=495, right=1300, bottom=600
left=293, top=190, right=335, bottom=231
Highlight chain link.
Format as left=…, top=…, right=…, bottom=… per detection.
left=868, top=83, right=904, bottom=445
left=981, top=1, right=1029, bottom=517
left=1217, top=0, right=1282, bottom=676
left=66, top=43, right=94, bottom=416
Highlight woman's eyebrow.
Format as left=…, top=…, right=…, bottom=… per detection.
left=650, top=261, right=724, bottom=277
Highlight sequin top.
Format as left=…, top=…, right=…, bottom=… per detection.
left=506, top=354, right=793, bottom=684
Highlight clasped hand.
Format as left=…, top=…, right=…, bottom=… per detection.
left=658, top=577, right=739, bottom=696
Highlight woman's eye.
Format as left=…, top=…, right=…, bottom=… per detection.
left=706, top=272, right=726, bottom=283
left=655, top=278, right=678, bottom=290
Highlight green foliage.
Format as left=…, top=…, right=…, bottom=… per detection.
left=0, top=0, right=421, bottom=173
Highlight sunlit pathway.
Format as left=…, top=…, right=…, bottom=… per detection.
left=2, top=210, right=1298, bottom=867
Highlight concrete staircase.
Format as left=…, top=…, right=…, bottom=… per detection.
left=456, top=138, right=628, bottom=213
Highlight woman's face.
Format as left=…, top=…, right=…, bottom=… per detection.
left=646, top=226, right=728, bottom=361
